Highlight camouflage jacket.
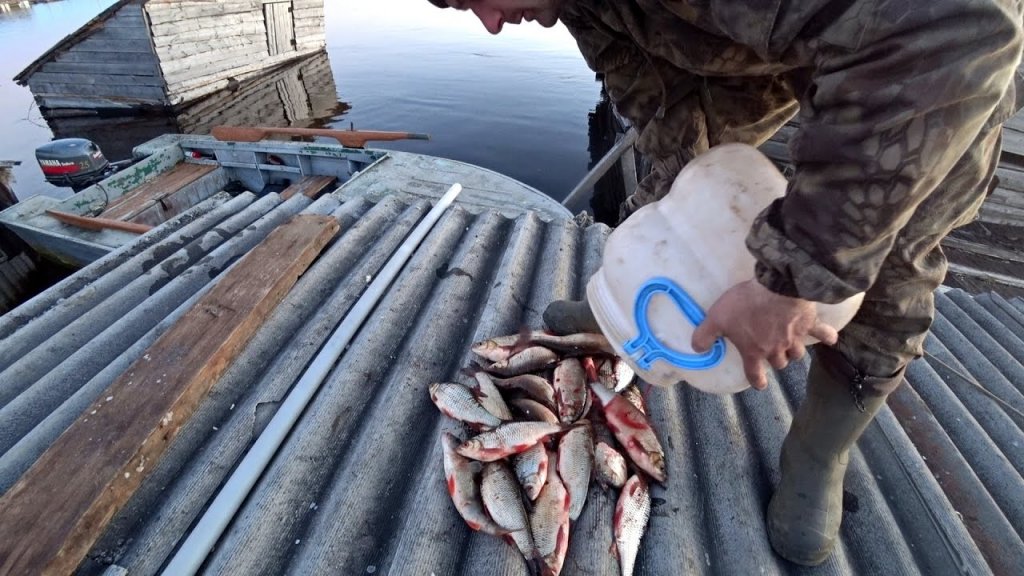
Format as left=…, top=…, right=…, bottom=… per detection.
left=560, top=0, right=1023, bottom=303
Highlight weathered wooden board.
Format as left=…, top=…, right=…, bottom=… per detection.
left=27, top=81, right=166, bottom=102
left=145, top=1, right=260, bottom=25
left=100, top=163, right=218, bottom=221
left=0, top=214, right=340, bottom=576
left=39, top=61, right=161, bottom=77
left=29, top=72, right=164, bottom=87
left=54, top=50, right=156, bottom=65
left=74, top=36, right=153, bottom=53
left=280, top=175, right=337, bottom=200
left=266, top=1, right=296, bottom=57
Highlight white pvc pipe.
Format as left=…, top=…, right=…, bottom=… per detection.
left=161, top=184, right=464, bottom=576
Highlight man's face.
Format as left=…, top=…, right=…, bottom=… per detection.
left=446, top=0, right=563, bottom=34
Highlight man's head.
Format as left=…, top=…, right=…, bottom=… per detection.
left=427, top=0, right=564, bottom=35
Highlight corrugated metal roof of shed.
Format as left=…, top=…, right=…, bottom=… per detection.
left=0, top=189, right=1022, bottom=576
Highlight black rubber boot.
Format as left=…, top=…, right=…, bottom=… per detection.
left=542, top=298, right=601, bottom=335
left=767, top=345, right=905, bottom=566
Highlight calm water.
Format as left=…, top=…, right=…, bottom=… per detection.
left=0, top=0, right=603, bottom=203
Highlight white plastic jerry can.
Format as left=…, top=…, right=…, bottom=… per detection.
left=586, top=143, right=865, bottom=395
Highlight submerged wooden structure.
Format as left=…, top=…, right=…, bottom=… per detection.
left=42, top=50, right=345, bottom=160
left=13, top=0, right=326, bottom=112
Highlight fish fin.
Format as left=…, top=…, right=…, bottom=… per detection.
left=526, top=555, right=544, bottom=576
left=510, top=324, right=535, bottom=356
left=581, top=356, right=600, bottom=383
left=460, top=364, right=480, bottom=379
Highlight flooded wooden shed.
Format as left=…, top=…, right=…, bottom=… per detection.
left=13, top=0, right=326, bottom=113
left=41, top=50, right=346, bottom=160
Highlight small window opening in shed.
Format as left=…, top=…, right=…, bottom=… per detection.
left=264, top=1, right=297, bottom=57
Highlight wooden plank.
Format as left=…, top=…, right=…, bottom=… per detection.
left=45, top=210, right=154, bottom=234
left=266, top=2, right=279, bottom=56
left=88, top=26, right=152, bottom=41
left=27, top=81, right=166, bottom=101
left=100, top=163, right=218, bottom=221
left=990, top=187, right=1024, bottom=209
left=152, top=22, right=265, bottom=47
left=941, top=236, right=1024, bottom=264
left=75, top=36, right=154, bottom=53
left=149, top=12, right=264, bottom=36
left=279, top=175, right=337, bottom=200
left=280, top=2, right=296, bottom=53
left=947, top=262, right=1024, bottom=289
left=979, top=202, right=1024, bottom=227
left=55, top=50, right=157, bottom=65
left=145, top=3, right=261, bottom=25
left=39, top=61, right=161, bottom=77
left=0, top=214, right=339, bottom=576
left=29, top=72, right=164, bottom=87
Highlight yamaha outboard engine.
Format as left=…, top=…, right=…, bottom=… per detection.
left=35, top=139, right=112, bottom=191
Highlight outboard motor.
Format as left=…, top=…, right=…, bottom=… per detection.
left=35, top=139, right=113, bottom=191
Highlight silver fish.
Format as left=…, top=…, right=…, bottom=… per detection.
left=611, top=358, right=637, bottom=392
left=440, top=432, right=508, bottom=536
left=486, top=346, right=559, bottom=377
left=514, top=442, right=548, bottom=501
left=470, top=370, right=513, bottom=421
left=430, top=382, right=502, bottom=429
left=554, top=358, right=587, bottom=424
left=558, top=422, right=594, bottom=521
left=472, top=331, right=614, bottom=362
left=530, top=332, right=616, bottom=358
left=594, top=441, right=628, bottom=489
left=590, top=383, right=667, bottom=484
left=530, top=450, right=570, bottom=576
left=510, top=398, right=560, bottom=424
left=471, top=334, right=524, bottom=362
left=596, top=358, right=616, bottom=390
left=614, top=475, right=651, bottom=576
left=491, top=373, right=557, bottom=410
left=481, top=461, right=535, bottom=559
left=620, top=384, right=647, bottom=415
left=456, top=422, right=563, bottom=462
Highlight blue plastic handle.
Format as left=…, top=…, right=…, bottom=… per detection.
left=623, top=277, right=727, bottom=371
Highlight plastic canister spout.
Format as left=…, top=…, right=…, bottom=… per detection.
left=586, top=143, right=864, bottom=395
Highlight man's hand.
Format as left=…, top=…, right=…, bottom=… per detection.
left=691, top=280, right=839, bottom=390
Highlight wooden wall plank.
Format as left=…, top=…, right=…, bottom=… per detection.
left=0, top=214, right=340, bottom=576
left=27, top=80, right=166, bottom=101
left=40, top=61, right=160, bottom=76
left=29, top=71, right=164, bottom=88
left=55, top=50, right=156, bottom=64
left=75, top=36, right=154, bottom=53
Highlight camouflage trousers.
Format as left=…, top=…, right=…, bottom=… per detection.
left=621, top=74, right=1006, bottom=385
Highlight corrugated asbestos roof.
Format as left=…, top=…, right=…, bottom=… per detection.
left=0, top=188, right=1022, bottom=576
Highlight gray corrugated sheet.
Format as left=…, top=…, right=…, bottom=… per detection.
left=1, top=189, right=1023, bottom=576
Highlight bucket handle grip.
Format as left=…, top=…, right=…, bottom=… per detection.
left=624, top=277, right=727, bottom=371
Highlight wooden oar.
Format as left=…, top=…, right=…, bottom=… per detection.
left=46, top=209, right=153, bottom=234
left=211, top=126, right=430, bottom=148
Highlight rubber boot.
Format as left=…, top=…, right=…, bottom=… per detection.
left=542, top=298, right=601, bottom=335
left=767, top=345, right=906, bottom=566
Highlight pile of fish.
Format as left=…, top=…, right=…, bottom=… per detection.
left=430, top=330, right=667, bottom=576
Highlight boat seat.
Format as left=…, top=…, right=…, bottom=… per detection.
left=99, top=163, right=218, bottom=223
